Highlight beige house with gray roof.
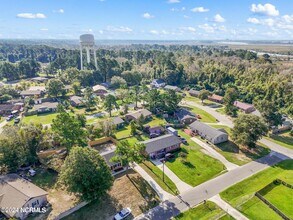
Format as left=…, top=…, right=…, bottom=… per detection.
left=0, top=174, right=48, bottom=219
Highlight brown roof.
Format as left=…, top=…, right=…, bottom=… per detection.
left=209, top=94, right=223, bottom=101
left=234, top=101, right=254, bottom=111
left=20, top=90, right=42, bottom=96
left=0, top=174, right=47, bottom=218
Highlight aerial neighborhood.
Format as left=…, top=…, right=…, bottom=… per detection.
left=0, top=8, right=292, bottom=219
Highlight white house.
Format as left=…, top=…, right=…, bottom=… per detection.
left=150, top=79, right=166, bottom=88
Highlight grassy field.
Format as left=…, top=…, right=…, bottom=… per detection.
left=175, top=201, right=234, bottom=220
left=262, top=184, right=293, bottom=219
left=266, top=131, right=293, bottom=150
left=64, top=170, right=160, bottom=220
left=238, top=196, right=282, bottom=220
left=165, top=130, right=225, bottom=187
left=208, top=125, right=271, bottom=165
left=220, top=160, right=293, bottom=219
left=181, top=104, right=217, bottom=123
left=22, top=112, right=59, bottom=125
left=140, top=160, right=179, bottom=195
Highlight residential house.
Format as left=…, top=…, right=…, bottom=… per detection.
left=20, top=90, right=43, bottom=98
left=92, top=84, right=108, bottom=96
left=188, top=89, right=200, bottom=97
left=112, top=116, right=124, bottom=129
left=164, top=85, right=181, bottom=92
left=150, top=79, right=166, bottom=88
left=149, top=125, right=164, bottom=135
left=30, top=76, right=48, bottom=83
left=175, top=108, right=197, bottom=125
left=272, top=118, right=292, bottom=134
left=101, top=82, right=111, bottom=88
left=69, top=96, right=84, bottom=107
left=0, top=104, right=15, bottom=116
left=208, top=94, right=224, bottom=103
left=28, top=86, right=46, bottom=93
left=0, top=174, right=48, bottom=220
left=234, top=101, right=255, bottom=113
left=100, top=150, right=124, bottom=173
left=33, top=102, right=59, bottom=113
left=189, top=121, right=228, bottom=144
left=125, top=109, right=152, bottom=122
left=141, top=134, right=181, bottom=159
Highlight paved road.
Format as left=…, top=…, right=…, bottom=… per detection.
left=135, top=152, right=289, bottom=220
left=209, top=194, right=248, bottom=220
left=152, top=160, right=193, bottom=193
left=191, top=137, right=239, bottom=171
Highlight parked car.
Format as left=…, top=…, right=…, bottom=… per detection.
left=197, top=114, right=202, bottom=119
left=165, top=153, right=175, bottom=160
left=114, top=208, right=132, bottom=220
left=14, top=117, right=21, bottom=124
left=180, top=137, right=187, bottom=144
left=6, top=115, right=14, bottom=121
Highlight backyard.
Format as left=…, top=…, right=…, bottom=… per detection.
left=175, top=201, right=234, bottom=220
left=220, top=160, right=293, bottom=220
left=22, top=112, right=59, bottom=125
left=64, top=170, right=160, bottom=220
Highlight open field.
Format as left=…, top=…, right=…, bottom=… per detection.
left=220, top=160, right=293, bottom=219
left=266, top=131, right=293, bottom=150
left=64, top=170, right=160, bottom=220
left=22, top=113, right=59, bottom=125
left=165, top=130, right=225, bottom=187
left=140, top=160, right=179, bottom=195
left=228, top=44, right=293, bottom=53
left=175, top=201, right=234, bottom=220
left=261, top=184, right=293, bottom=219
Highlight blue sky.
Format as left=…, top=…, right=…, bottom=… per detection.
left=0, top=0, right=292, bottom=40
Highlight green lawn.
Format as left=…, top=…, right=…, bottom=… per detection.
left=220, top=160, right=293, bottom=219
left=216, top=107, right=226, bottom=115
left=22, top=113, right=59, bottom=125
left=175, top=201, right=234, bottom=220
left=266, top=131, right=293, bottom=150
left=146, top=116, right=166, bottom=127
left=208, top=125, right=271, bottom=165
left=238, top=196, right=282, bottom=220
left=140, top=160, right=179, bottom=195
left=262, top=184, right=293, bottom=219
left=181, top=104, right=217, bottom=123
left=166, top=130, right=225, bottom=187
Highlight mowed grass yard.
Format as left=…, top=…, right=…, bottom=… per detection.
left=165, top=130, right=225, bottom=187
left=22, top=112, right=59, bottom=125
left=181, top=104, right=217, bottom=123
left=175, top=201, right=234, bottom=220
left=266, top=131, right=293, bottom=150
left=209, top=125, right=271, bottom=165
left=140, top=160, right=179, bottom=195
left=64, top=170, right=160, bottom=220
left=220, top=160, right=293, bottom=220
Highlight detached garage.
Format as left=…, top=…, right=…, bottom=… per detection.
left=189, top=121, right=228, bottom=144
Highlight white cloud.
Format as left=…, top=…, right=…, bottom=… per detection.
left=40, top=28, right=48, bottom=31
left=167, top=0, right=180, bottom=3
left=150, top=30, right=159, bottom=35
left=105, top=26, right=133, bottom=32
left=283, top=15, right=293, bottom=23
left=180, top=26, right=196, bottom=33
left=17, top=13, right=46, bottom=19
left=53, top=9, right=64, bottom=13
left=214, top=14, right=225, bottom=23
left=247, top=17, right=260, bottom=24
left=198, top=24, right=214, bottom=33
left=191, top=7, right=209, bottom=13
left=142, top=13, right=154, bottom=19
left=251, top=3, right=279, bottom=17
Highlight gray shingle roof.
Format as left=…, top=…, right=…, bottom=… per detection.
left=100, top=150, right=117, bottom=166
left=189, top=121, right=226, bottom=140
left=164, top=85, right=180, bottom=91
left=141, top=134, right=181, bottom=154
left=112, top=116, right=124, bottom=125
left=126, top=109, right=152, bottom=120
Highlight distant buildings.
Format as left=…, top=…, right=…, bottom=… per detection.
left=125, top=109, right=152, bottom=122
left=150, top=79, right=166, bottom=88
left=189, top=121, right=228, bottom=144
left=70, top=96, right=84, bottom=107
left=234, top=101, right=255, bottom=113
left=188, top=89, right=200, bottom=97
left=164, top=85, right=181, bottom=92
left=0, top=174, right=48, bottom=219
left=208, top=94, right=224, bottom=103
left=33, top=102, right=59, bottom=113
left=175, top=108, right=197, bottom=125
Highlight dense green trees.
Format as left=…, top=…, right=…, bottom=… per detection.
left=256, top=100, right=282, bottom=128
left=46, top=79, right=65, bottom=97
left=232, top=114, right=268, bottom=148
left=51, top=111, right=87, bottom=151
left=198, top=90, right=210, bottom=104
left=58, top=147, right=113, bottom=201
left=103, top=94, right=118, bottom=117
left=223, top=88, right=238, bottom=116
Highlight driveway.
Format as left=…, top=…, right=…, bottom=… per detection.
left=191, top=137, right=239, bottom=171
left=134, top=151, right=289, bottom=220
left=151, top=160, right=193, bottom=193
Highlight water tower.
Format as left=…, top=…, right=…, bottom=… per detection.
left=79, top=34, right=97, bottom=69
